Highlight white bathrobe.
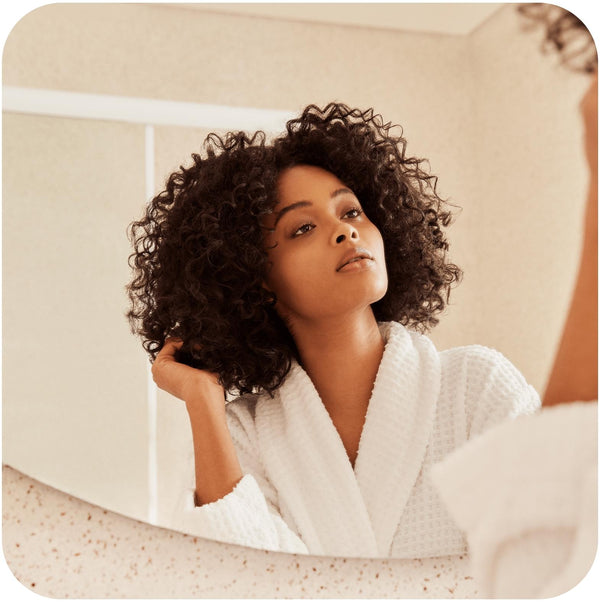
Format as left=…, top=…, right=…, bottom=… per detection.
left=170, top=321, right=540, bottom=558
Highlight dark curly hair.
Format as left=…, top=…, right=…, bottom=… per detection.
left=517, top=3, right=597, bottom=74
left=126, top=103, right=462, bottom=396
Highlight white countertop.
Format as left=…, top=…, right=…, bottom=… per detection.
left=2, top=465, right=479, bottom=598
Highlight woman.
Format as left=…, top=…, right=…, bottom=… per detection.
left=127, top=103, right=539, bottom=557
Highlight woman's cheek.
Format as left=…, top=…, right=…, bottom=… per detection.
left=277, top=259, right=323, bottom=314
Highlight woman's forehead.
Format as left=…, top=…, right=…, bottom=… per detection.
left=275, top=165, right=347, bottom=204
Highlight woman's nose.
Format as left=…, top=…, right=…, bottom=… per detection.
left=333, top=222, right=359, bottom=244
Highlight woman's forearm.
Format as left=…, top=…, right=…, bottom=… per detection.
left=543, top=177, right=598, bottom=406
left=185, top=396, right=243, bottom=506
left=149, top=338, right=244, bottom=505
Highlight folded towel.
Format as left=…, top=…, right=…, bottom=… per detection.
left=431, top=401, right=597, bottom=598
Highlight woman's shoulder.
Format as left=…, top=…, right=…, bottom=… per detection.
left=222, top=393, right=264, bottom=444
left=440, top=342, right=540, bottom=431
left=440, top=343, right=537, bottom=400
left=384, top=322, right=505, bottom=359
left=385, top=321, right=510, bottom=371
left=439, top=342, right=510, bottom=370
left=225, top=389, right=278, bottom=426
left=225, top=392, right=260, bottom=419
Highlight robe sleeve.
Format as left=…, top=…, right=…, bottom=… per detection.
left=168, top=397, right=308, bottom=554
left=463, top=345, right=541, bottom=439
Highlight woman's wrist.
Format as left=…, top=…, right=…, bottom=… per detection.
left=183, top=375, right=226, bottom=417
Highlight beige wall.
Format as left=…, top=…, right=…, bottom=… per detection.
left=2, top=113, right=149, bottom=517
left=3, top=4, right=591, bottom=526
left=464, top=6, right=589, bottom=388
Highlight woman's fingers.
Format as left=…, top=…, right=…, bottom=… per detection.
left=153, top=338, right=183, bottom=367
left=151, top=339, right=184, bottom=386
left=160, top=337, right=183, bottom=354
left=151, top=338, right=224, bottom=404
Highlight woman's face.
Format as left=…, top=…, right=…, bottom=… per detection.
left=262, top=164, right=388, bottom=324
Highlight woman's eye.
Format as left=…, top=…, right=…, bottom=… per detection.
left=290, top=208, right=362, bottom=237
left=344, top=207, right=363, bottom=219
left=292, top=223, right=315, bottom=237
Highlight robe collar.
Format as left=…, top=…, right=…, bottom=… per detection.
left=254, top=321, right=440, bottom=557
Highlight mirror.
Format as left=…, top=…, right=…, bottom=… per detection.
left=3, top=2, right=593, bottom=557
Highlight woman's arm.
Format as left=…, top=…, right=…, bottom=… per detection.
left=152, top=339, right=243, bottom=505
left=186, top=398, right=243, bottom=506
left=543, top=75, right=598, bottom=407
left=154, top=339, right=308, bottom=553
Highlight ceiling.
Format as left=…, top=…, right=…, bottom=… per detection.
left=169, top=3, right=504, bottom=36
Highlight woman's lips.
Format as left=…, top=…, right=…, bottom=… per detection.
left=337, top=257, right=376, bottom=273
left=336, top=247, right=375, bottom=272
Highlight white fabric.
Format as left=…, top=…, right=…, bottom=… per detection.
left=430, top=401, right=597, bottom=597
left=169, top=321, right=540, bottom=557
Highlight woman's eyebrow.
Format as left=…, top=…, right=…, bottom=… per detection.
left=273, top=201, right=312, bottom=227
left=273, top=187, right=355, bottom=227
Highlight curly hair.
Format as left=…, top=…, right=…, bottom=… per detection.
left=126, top=103, right=462, bottom=396
left=517, top=3, right=597, bottom=74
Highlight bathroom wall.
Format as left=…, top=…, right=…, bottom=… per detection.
left=465, top=5, right=590, bottom=394
left=3, top=3, right=592, bottom=530
left=3, top=112, right=150, bottom=517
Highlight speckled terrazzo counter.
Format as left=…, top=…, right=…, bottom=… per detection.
left=2, top=465, right=479, bottom=598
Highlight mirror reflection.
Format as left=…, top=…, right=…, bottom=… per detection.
left=3, top=3, right=595, bottom=560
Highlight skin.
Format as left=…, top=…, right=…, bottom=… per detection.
left=152, top=338, right=243, bottom=505
left=261, top=165, right=389, bottom=465
left=543, top=74, right=598, bottom=406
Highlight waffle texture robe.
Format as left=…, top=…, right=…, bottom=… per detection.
left=170, top=321, right=540, bottom=558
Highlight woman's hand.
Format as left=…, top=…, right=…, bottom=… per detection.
left=151, top=338, right=225, bottom=413
left=153, top=339, right=242, bottom=505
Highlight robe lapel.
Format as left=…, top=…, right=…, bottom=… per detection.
left=255, top=362, right=379, bottom=557
left=254, top=322, right=439, bottom=558
left=354, top=322, right=440, bottom=556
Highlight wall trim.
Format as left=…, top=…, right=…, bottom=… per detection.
left=3, top=86, right=295, bottom=131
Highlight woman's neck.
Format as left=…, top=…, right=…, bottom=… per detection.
left=289, top=308, right=385, bottom=415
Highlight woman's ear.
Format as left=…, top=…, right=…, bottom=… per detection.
left=261, top=284, right=277, bottom=307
